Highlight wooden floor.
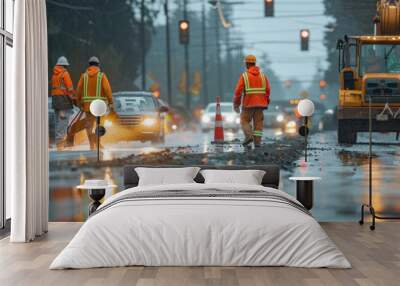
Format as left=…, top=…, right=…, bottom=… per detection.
left=0, top=222, right=399, bottom=286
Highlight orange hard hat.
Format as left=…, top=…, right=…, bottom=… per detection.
left=244, top=54, right=257, bottom=63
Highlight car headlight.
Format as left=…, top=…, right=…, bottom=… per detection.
left=276, top=114, right=284, bottom=122
left=104, top=120, right=113, bottom=128
left=201, top=115, right=210, bottom=123
left=325, top=109, right=334, bottom=115
left=143, top=118, right=156, bottom=126
left=286, top=120, right=296, bottom=128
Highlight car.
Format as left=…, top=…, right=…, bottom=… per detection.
left=321, top=107, right=337, bottom=130
left=309, top=102, right=326, bottom=132
left=201, top=102, right=240, bottom=132
left=155, top=98, right=186, bottom=133
left=293, top=101, right=328, bottom=133
left=263, top=100, right=295, bottom=129
left=103, top=91, right=168, bottom=143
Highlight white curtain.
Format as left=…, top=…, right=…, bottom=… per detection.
left=8, top=0, right=49, bottom=242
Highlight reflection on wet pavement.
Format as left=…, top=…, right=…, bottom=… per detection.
left=50, top=130, right=400, bottom=222
left=284, top=131, right=400, bottom=221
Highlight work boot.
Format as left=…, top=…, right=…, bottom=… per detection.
left=253, top=136, right=262, bottom=148
left=242, top=137, right=254, bottom=147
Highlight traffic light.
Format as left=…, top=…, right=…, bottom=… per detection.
left=208, top=0, right=217, bottom=7
left=179, top=20, right=190, bottom=44
left=300, top=29, right=310, bottom=51
left=264, top=0, right=274, bottom=17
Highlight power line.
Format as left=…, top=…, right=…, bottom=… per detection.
left=237, top=0, right=325, bottom=4
left=233, top=14, right=326, bottom=20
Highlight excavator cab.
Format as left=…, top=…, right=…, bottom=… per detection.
left=336, top=1, right=400, bottom=144
left=337, top=37, right=358, bottom=90
left=337, top=36, right=400, bottom=144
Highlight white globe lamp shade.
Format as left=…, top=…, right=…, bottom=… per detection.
left=297, top=99, right=315, bottom=117
left=90, top=99, right=107, bottom=117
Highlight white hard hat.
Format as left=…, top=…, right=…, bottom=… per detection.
left=56, top=56, right=69, bottom=66
left=89, top=56, right=100, bottom=64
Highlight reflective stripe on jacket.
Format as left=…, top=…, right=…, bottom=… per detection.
left=83, top=72, right=107, bottom=103
left=233, top=65, right=270, bottom=108
left=76, top=66, right=113, bottom=112
left=51, top=65, right=74, bottom=96
left=242, top=71, right=267, bottom=95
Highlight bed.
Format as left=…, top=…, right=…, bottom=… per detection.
left=50, top=165, right=350, bottom=269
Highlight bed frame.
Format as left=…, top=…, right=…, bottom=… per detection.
left=123, top=165, right=280, bottom=189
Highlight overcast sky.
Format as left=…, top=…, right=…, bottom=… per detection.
left=230, top=0, right=333, bottom=82
left=156, top=0, right=334, bottom=87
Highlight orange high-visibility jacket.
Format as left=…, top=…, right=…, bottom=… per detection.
left=51, top=65, right=74, bottom=96
left=233, top=66, right=271, bottom=108
left=76, top=66, right=113, bottom=112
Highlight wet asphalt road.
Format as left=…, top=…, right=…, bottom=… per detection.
left=285, top=131, right=400, bottom=221
left=49, top=128, right=400, bottom=222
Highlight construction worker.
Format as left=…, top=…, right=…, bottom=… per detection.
left=233, top=55, right=271, bottom=148
left=66, top=56, right=113, bottom=150
left=51, top=56, right=74, bottom=150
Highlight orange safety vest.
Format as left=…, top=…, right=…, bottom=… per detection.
left=76, top=66, right=113, bottom=112
left=234, top=66, right=270, bottom=109
left=51, top=66, right=74, bottom=96
left=242, top=71, right=267, bottom=95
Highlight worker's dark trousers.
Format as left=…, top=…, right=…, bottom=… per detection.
left=240, top=107, right=264, bottom=145
left=54, top=109, right=72, bottom=144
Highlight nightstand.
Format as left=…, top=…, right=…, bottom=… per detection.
left=289, top=177, right=321, bottom=210
left=77, top=180, right=117, bottom=215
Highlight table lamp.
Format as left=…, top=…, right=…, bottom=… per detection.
left=89, top=99, right=107, bottom=162
left=297, top=99, right=315, bottom=162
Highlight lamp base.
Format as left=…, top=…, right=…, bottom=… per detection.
left=359, top=203, right=400, bottom=231
left=88, top=188, right=106, bottom=215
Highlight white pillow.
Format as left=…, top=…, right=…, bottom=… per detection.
left=200, top=169, right=266, bottom=185
left=135, top=167, right=201, bottom=186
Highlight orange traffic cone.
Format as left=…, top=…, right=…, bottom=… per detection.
left=212, top=96, right=224, bottom=144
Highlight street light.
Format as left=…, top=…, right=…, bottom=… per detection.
left=89, top=99, right=107, bottom=162
left=297, top=99, right=315, bottom=162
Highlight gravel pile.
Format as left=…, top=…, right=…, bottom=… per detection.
left=50, top=136, right=305, bottom=171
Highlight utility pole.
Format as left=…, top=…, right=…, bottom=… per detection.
left=164, top=0, right=172, bottom=105
left=215, top=8, right=223, bottom=100
left=183, top=0, right=190, bottom=110
left=141, top=0, right=146, bottom=90
left=226, top=25, right=232, bottom=91
left=201, top=0, right=209, bottom=107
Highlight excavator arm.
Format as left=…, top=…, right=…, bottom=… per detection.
left=375, top=0, right=400, bottom=35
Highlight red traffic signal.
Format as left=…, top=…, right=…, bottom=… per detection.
left=264, top=0, right=274, bottom=17
left=179, top=20, right=190, bottom=44
left=300, top=29, right=310, bottom=51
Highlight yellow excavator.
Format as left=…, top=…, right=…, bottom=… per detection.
left=337, top=0, right=400, bottom=144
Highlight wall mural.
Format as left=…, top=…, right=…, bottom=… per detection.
left=48, top=0, right=400, bottom=222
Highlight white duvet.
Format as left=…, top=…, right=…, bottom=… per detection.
left=50, top=183, right=351, bottom=269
